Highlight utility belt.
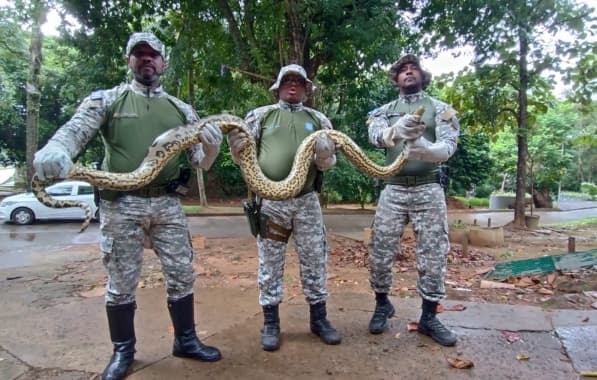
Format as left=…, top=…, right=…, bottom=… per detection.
left=99, top=168, right=191, bottom=201
left=389, top=173, right=440, bottom=187
left=99, top=185, right=170, bottom=201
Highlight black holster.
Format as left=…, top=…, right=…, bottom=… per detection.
left=242, top=199, right=261, bottom=238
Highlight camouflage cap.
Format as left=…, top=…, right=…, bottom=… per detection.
left=125, top=32, right=166, bottom=57
left=388, top=54, right=432, bottom=90
left=269, top=64, right=316, bottom=97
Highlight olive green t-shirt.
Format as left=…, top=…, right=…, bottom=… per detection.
left=100, top=90, right=186, bottom=186
left=258, top=108, right=320, bottom=193
left=385, top=95, right=439, bottom=182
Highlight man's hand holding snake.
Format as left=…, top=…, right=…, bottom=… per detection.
left=227, top=128, right=250, bottom=162
left=381, top=112, right=425, bottom=147
left=313, top=135, right=337, bottom=171
left=33, top=144, right=73, bottom=181
left=192, top=122, right=223, bottom=170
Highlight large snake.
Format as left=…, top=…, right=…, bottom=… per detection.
left=32, top=108, right=423, bottom=232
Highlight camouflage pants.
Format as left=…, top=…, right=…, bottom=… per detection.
left=99, top=194, right=195, bottom=305
left=257, top=192, right=329, bottom=306
left=369, top=183, right=449, bottom=302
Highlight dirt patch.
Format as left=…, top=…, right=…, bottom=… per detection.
left=50, top=223, right=596, bottom=311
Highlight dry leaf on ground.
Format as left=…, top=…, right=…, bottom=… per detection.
left=445, top=304, right=467, bottom=311
left=446, top=357, right=474, bottom=369
left=480, top=280, right=516, bottom=289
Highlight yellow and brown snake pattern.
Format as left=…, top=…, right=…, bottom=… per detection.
left=32, top=109, right=422, bottom=232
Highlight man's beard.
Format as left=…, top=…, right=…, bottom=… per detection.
left=135, top=71, right=159, bottom=86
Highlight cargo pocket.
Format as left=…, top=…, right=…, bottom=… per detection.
left=100, top=235, right=114, bottom=264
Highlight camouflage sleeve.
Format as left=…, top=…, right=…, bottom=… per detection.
left=432, top=98, right=460, bottom=159
left=367, top=106, right=391, bottom=148
left=244, top=104, right=279, bottom=141
left=170, top=98, right=208, bottom=168
left=309, top=108, right=333, bottom=130
left=45, top=89, right=111, bottom=158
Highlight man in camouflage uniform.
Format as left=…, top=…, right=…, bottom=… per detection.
left=366, top=54, right=460, bottom=346
left=227, top=64, right=341, bottom=351
left=33, top=32, right=222, bottom=379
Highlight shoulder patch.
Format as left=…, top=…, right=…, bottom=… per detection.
left=440, top=108, right=457, bottom=121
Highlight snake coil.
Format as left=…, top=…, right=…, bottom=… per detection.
left=32, top=108, right=423, bottom=231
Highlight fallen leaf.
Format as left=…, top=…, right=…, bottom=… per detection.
left=446, top=357, right=474, bottom=369
left=514, top=277, right=536, bottom=287
left=474, top=267, right=494, bottom=276
left=445, top=304, right=467, bottom=312
left=407, top=321, right=418, bottom=332
left=501, top=330, right=521, bottom=343
left=536, top=288, right=554, bottom=295
left=516, top=353, right=529, bottom=361
left=394, top=332, right=401, bottom=339
left=480, top=280, right=516, bottom=289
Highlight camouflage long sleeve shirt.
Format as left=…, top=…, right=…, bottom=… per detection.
left=45, top=80, right=212, bottom=169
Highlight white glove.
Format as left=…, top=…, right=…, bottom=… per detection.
left=404, top=136, right=451, bottom=163
left=33, top=144, right=73, bottom=180
left=381, top=113, right=425, bottom=147
left=199, top=122, right=223, bottom=146
left=227, top=128, right=250, bottom=161
left=313, top=135, right=337, bottom=170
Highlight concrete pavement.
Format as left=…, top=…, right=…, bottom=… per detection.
left=1, top=277, right=596, bottom=380
left=1, top=200, right=596, bottom=379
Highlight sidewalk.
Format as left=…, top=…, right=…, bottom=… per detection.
left=1, top=276, right=596, bottom=380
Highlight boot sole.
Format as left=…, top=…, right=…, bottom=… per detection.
left=417, top=327, right=457, bottom=347
left=369, top=309, right=395, bottom=334
left=262, top=344, right=280, bottom=351
left=311, top=330, right=342, bottom=345
left=173, top=351, right=222, bottom=362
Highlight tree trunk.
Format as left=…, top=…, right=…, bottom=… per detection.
left=513, top=24, right=529, bottom=226
left=534, top=189, right=552, bottom=208
left=25, top=1, right=47, bottom=191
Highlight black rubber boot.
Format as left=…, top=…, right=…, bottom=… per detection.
left=168, top=294, right=222, bottom=362
left=102, top=302, right=136, bottom=380
left=417, top=299, right=457, bottom=346
left=261, top=305, right=281, bottom=351
left=368, top=292, right=395, bottom=334
left=309, top=302, right=342, bottom=345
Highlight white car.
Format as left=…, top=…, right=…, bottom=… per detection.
left=0, top=180, right=99, bottom=225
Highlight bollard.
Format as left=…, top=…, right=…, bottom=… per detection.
left=461, top=233, right=469, bottom=256
left=487, top=218, right=491, bottom=228
left=568, top=237, right=575, bottom=253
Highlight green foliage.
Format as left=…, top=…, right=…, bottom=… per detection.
left=324, top=150, right=384, bottom=208
left=580, top=182, right=597, bottom=200
left=453, top=196, right=489, bottom=208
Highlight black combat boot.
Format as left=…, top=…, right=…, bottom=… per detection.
left=261, top=305, right=281, bottom=351
left=369, top=292, right=395, bottom=334
left=102, top=302, right=136, bottom=380
left=309, top=302, right=342, bottom=345
left=417, top=299, right=457, bottom=346
left=167, top=294, right=222, bottom=362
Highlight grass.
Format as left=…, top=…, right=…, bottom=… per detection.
left=182, top=205, right=203, bottom=214
left=452, top=196, right=489, bottom=208
left=543, top=217, right=597, bottom=228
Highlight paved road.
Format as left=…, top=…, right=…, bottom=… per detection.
left=0, top=201, right=595, bottom=269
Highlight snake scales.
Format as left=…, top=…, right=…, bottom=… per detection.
left=32, top=108, right=423, bottom=232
